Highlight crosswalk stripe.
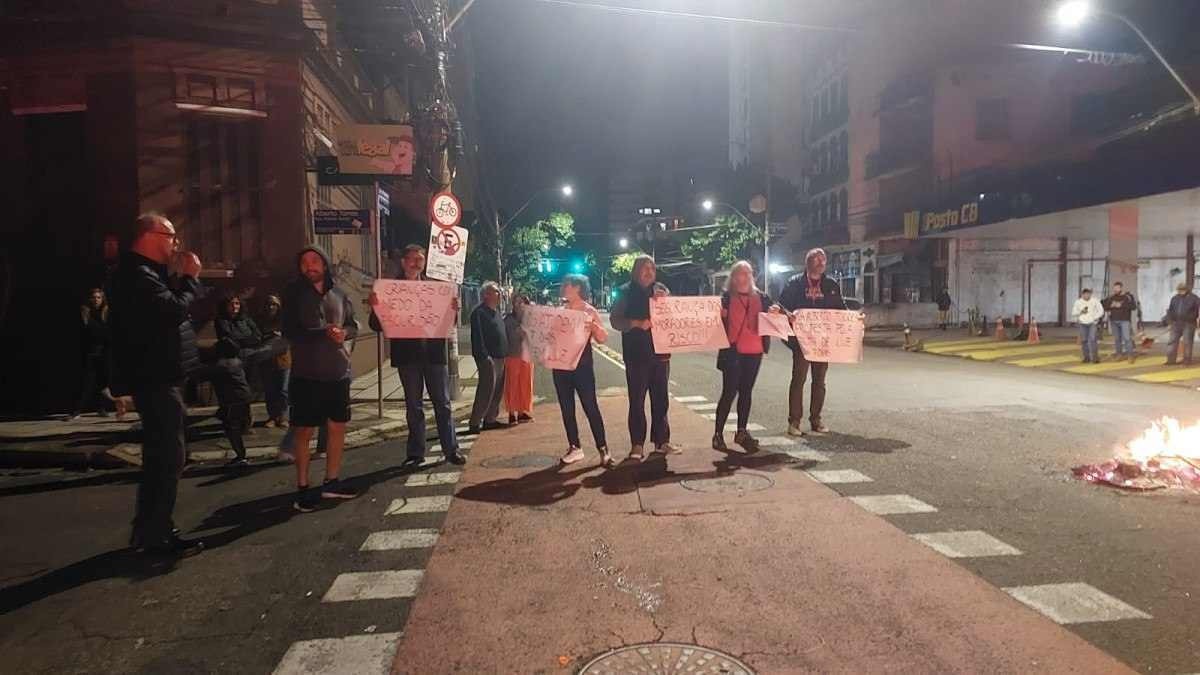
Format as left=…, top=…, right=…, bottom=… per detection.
left=1129, top=366, right=1200, bottom=383
left=687, top=402, right=719, bottom=411
left=674, top=395, right=708, bottom=403
left=273, top=632, right=402, bottom=675
left=322, top=570, right=424, bottom=602
left=1010, top=352, right=1111, bottom=367
left=924, top=340, right=1026, bottom=354
left=360, top=529, right=440, bottom=551
left=849, top=494, right=937, bottom=514
left=912, top=530, right=1022, bottom=558
left=960, top=344, right=1079, bottom=360
left=1064, top=356, right=1168, bottom=374
left=922, top=338, right=999, bottom=349
left=1004, top=582, right=1151, bottom=624
left=385, top=496, right=452, bottom=515
left=405, top=471, right=461, bottom=486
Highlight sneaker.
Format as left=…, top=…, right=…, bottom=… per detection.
left=401, top=456, right=424, bottom=469
left=444, top=450, right=467, bottom=465
left=518, top=413, right=534, bottom=423
left=226, top=457, right=249, bottom=468
left=321, top=478, right=359, bottom=500
left=655, top=442, right=682, bottom=455
left=293, top=486, right=320, bottom=513
left=598, top=447, right=615, bottom=468
left=787, top=424, right=806, bottom=437
left=810, top=422, right=830, bottom=434
left=734, top=430, right=760, bottom=454
left=561, top=447, right=586, bottom=465
left=628, top=445, right=645, bottom=461
left=482, top=420, right=510, bottom=431
left=711, top=433, right=728, bottom=450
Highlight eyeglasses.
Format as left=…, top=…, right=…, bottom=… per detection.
left=149, top=230, right=178, bottom=240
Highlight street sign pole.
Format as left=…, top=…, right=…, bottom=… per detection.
left=374, top=181, right=384, bottom=419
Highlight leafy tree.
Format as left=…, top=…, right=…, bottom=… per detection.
left=679, top=214, right=764, bottom=273
left=610, top=252, right=639, bottom=277
left=504, top=211, right=575, bottom=295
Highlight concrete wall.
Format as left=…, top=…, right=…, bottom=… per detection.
left=1139, top=237, right=1192, bottom=322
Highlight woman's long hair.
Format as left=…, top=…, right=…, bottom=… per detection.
left=218, top=292, right=243, bottom=320
left=724, top=260, right=760, bottom=294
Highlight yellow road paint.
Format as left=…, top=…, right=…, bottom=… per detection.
left=922, top=338, right=999, bottom=350
left=924, top=339, right=1049, bottom=354
left=960, top=344, right=1081, bottom=361
left=1010, top=352, right=1111, bottom=368
left=1064, top=357, right=1169, bottom=375
left=1129, top=366, right=1200, bottom=383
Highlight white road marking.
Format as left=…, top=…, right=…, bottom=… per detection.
left=405, top=471, right=461, bottom=486
left=687, top=402, right=719, bottom=411
left=701, top=413, right=718, bottom=420
left=385, top=495, right=452, bottom=515
left=807, top=469, right=873, bottom=484
left=724, top=422, right=766, bottom=432
left=674, top=395, right=708, bottom=403
left=273, top=632, right=402, bottom=675
left=781, top=448, right=830, bottom=463
left=913, top=530, right=1022, bottom=558
left=592, top=345, right=627, bottom=371
left=756, top=436, right=798, bottom=447
left=1004, top=583, right=1151, bottom=624
left=322, top=570, right=424, bottom=602
left=848, top=494, right=937, bottom=515
left=360, top=529, right=441, bottom=551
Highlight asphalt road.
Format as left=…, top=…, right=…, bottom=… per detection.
left=1, top=326, right=1198, bottom=674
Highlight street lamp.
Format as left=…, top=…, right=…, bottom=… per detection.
left=700, top=197, right=769, bottom=283
left=1054, top=1, right=1200, bottom=113
left=618, top=237, right=629, bottom=249
left=497, top=183, right=576, bottom=284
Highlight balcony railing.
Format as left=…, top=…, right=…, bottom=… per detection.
left=809, top=103, right=850, bottom=140
left=807, top=163, right=850, bottom=195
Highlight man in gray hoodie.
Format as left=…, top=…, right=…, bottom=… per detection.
left=282, top=245, right=360, bottom=512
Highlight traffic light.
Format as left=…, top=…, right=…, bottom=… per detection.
left=570, top=259, right=585, bottom=273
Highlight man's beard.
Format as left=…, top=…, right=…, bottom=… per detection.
left=304, top=269, right=324, bottom=283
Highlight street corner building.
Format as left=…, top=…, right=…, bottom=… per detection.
left=0, top=0, right=484, bottom=414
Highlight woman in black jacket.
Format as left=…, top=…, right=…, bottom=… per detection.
left=215, top=293, right=264, bottom=351
left=71, top=287, right=124, bottom=419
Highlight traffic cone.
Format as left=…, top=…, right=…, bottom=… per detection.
left=994, top=316, right=1006, bottom=341
left=1027, top=319, right=1040, bottom=344
left=902, top=323, right=913, bottom=350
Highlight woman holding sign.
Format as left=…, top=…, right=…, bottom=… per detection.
left=713, top=261, right=781, bottom=453
left=554, top=275, right=613, bottom=467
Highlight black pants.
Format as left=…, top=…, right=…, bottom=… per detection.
left=789, top=348, right=829, bottom=427
left=131, top=384, right=187, bottom=544
left=74, top=353, right=109, bottom=415
left=553, top=353, right=606, bottom=449
left=220, top=403, right=251, bottom=459
left=716, top=353, right=763, bottom=433
left=625, top=356, right=670, bottom=446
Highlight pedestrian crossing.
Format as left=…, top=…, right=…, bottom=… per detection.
left=919, top=338, right=1200, bottom=387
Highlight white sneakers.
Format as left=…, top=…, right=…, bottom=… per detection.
left=786, top=424, right=806, bottom=437
left=628, top=445, right=645, bottom=461
left=654, top=442, right=683, bottom=455
left=561, top=447, right=586, bottom=464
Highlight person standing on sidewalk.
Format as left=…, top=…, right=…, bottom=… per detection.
left=257, top=294, right=290, bottom=428
left=503, top=293, right=535, bottom=426
left=468, top=282, right=508, bottom=434
left=71, top=287, right=125, bottom=420
left=555, top=274, right=612, bottom=467
left=110, top=212, right=204, bottom=556
left=368, top=244, right=464, bottom=467
left=212, top=338, right=253, bottom=467
left=1165, top=282, right=1200, bottom=365
left=610, top=255, right=678, bottom=460
left=779, top=248, right=847, bottom=436
left=1102, top=282, right=1138, bottom=361
left=281, top=245, right=360, bottom=512
left=713, top=261, right=779, bottom=454
left=936, top=289, right=953, bottom=331
left=1072, top=288, right=1104, bottom=364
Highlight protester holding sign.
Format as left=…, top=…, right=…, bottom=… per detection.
left=779, top=248, right=847, bottom=436
left=610, top=255, right=679, bottom=459
left=368, top=245, right=464, bottom=467
left=503, top=294, right=535, bottom=425
left=553, top=275, right=613, bottom=467
left=713, top=261, right=781, bottom=454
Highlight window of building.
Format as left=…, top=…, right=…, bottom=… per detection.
left=830, top=82, right=839, bottom=115
left=185, top=116, right=264, bottom=266
left=839, top=188, right=848, bottom=223
left=227, top=78, right=256, bottom=107
left=830, top=135, right=840, bottom=171
left=186, top=74, right=217, bottom=102
left=840, top=74, right=849, bottom=110
left=832, top=191, right=841, bottom=223
left=975, top=98, right=1010, bottom=141
left=840, top=131, right=849, bottom=168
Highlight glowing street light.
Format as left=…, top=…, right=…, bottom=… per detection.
left=701, top=198, right=714, bottom=211
left=561, top=184, right=574, bottom=197
left=618, top=237, right=629, bottom=249
left=1055, top=0, right=1090, bottom=27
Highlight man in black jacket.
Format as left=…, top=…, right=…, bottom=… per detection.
left=1101, top=281, right=1138, bottom=361
left=110, top=213, right=204, bottom=556
left=281, top=245, right=360, bottom=512
left=369, top=244, right=465, bottom=466
left=1165, top=282, right=1200, bottom=365
left=779, top=248, right=847, bottom=436
left=468, top=282, right=508, bottom=433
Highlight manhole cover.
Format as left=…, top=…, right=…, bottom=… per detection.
left=579, top=643, right=754, bottom=674
left=479, top=453, right=558, bottom=469
left=680, top=472, right=773, bottom=494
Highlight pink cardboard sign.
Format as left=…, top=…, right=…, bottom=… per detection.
left=650, top=296, right=729, bottom=354
left=757, top=312, right=793, bottom=339
left=522, top=305, right=592, bottom=370
left=371, top=279, right=457, bottom=339
left=791, top=309, right=864, bottom=363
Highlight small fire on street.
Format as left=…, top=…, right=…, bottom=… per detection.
left=1074, top=418, right=1200, bottom=492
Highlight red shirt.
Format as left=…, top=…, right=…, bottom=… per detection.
left=727, top=292, right=764, bottom=354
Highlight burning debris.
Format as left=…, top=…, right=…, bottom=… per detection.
left=1074, top=417, right=1200, bottom=492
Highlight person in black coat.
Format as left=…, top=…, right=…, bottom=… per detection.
left=109, top=213, right=205, bottom=557
left=212, top=338, right=253, bottom=466
left=215, top=293, right=264, bottom=352
left=778, top=247, right=847, bottom=436
left=468, top=281, right=508, bottom=433
left=71, top=287, right=124, bottom=419
left=367, top=244, right=464, bottom=466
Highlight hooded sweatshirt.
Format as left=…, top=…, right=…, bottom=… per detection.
left=281, top=245, right=358, bottom=382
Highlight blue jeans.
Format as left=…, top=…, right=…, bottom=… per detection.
left=262, top=363, right=290, bottom=420
left=399, top=364, right=458, bottom=457
left=1079, top=323, right=1099, bottom=362
left=1111, top=320, right=1132, bottom=356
